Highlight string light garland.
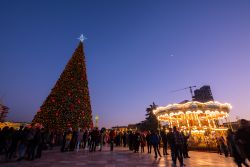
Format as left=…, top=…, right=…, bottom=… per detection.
left=153, top=101, right=232, bottom=131
left=32, top=42, right=93, bottom=131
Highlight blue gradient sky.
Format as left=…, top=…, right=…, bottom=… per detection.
left=1, top=0, right=250, bottom=128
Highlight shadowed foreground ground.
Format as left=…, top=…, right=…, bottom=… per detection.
left=0, top=146, right=240, bottom=167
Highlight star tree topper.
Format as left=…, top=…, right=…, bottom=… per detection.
left=78, top=34, right=87, bottom=42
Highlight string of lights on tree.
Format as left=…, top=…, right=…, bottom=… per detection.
left=32, top=40, right=93, bottom=131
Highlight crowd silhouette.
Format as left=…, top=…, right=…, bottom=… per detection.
left=0, top=119, right=250, bottom=167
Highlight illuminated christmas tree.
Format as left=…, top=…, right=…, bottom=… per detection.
left=32, top=39, right=93, bottom=130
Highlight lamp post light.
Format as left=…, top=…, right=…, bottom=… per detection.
left=95, top=115, right=99, bottom=128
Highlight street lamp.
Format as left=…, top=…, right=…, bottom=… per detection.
left=95, top=115, right=99, bottom=128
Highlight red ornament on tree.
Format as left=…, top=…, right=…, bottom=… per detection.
left=91, top=122, right=94, bottom=129
left=32, top=41, right=93, bottom=131
left=70, top=104, right=74, bottom=110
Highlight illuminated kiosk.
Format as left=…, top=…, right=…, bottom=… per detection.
left=153, top=101, right=232, bottom=149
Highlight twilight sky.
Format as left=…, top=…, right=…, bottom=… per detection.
left=0, top=0, right=250, bottom=128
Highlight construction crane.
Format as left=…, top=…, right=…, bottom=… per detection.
left=171, top=86, right=197, bottom=99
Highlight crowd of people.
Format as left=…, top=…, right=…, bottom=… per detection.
left=224, top=119, right=250, bottom=167
left=0, top=126, right=57, bottom=162
left=58, top=126, right=191, bottom=167
left=0, top=125, right=191, bottom=167
left=0, top=119, right=250, bottom=167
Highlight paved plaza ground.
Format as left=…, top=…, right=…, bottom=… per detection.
left=0, top=146, right=241, bottom=167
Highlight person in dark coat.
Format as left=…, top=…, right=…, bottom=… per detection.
left=167, top=128, right=175, bottom=163
left=235, top=119, right=250, bottom=165
left=70, top=130, right=77, bottom=151
left=122, top=132, right=127, bottom=147
left=29, top=128, right=42, bottom=160
left=82, top=129, right=88, bottom=149
left=161, top=130, right=169, bottom=155
left=36, top=128, right=45, bottom=158
left=172, top=126, right=185, bottom=167
left=8, top=126, right=22, bottom=159
left=219, top=136, right=229, bottom=157
left=109, top=129, right=115, bottom=151
left=115, top=132, right=121, bottom=146
left=90, top=127, right=99, bottom=152
left=140, top=133, right=146, bottom=153
left=181, top=131, right=190, bottom=158
left=0, top=128, right=3, bottom=153
left=2, top=126, right=13, bottom=161
left=99, top=128, right=105, bottom=151
left=128, top=131, right=134, bottom=151
left=227, top=128, right=249, bottom=167
left=60, top=131, right=67, bottom=152
left=133, top=131, right=140, bottom=153
left=150, top=131, right=162, bottom=159
left=17, top=127, right=29, bottom=161
left=26, top=128, right=35, bottom=161
left=146, top=131, right=152, bottom=154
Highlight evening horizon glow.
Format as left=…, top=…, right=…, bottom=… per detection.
left=1, top=0, right=250, bottom=128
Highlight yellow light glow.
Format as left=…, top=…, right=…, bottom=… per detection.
left=153, top=101, right=232, bottom=133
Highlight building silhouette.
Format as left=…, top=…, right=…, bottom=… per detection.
left=192, top=85, right=214, bottom=102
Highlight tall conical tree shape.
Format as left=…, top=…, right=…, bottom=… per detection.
left=32, top=42, right=93, bottom=130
